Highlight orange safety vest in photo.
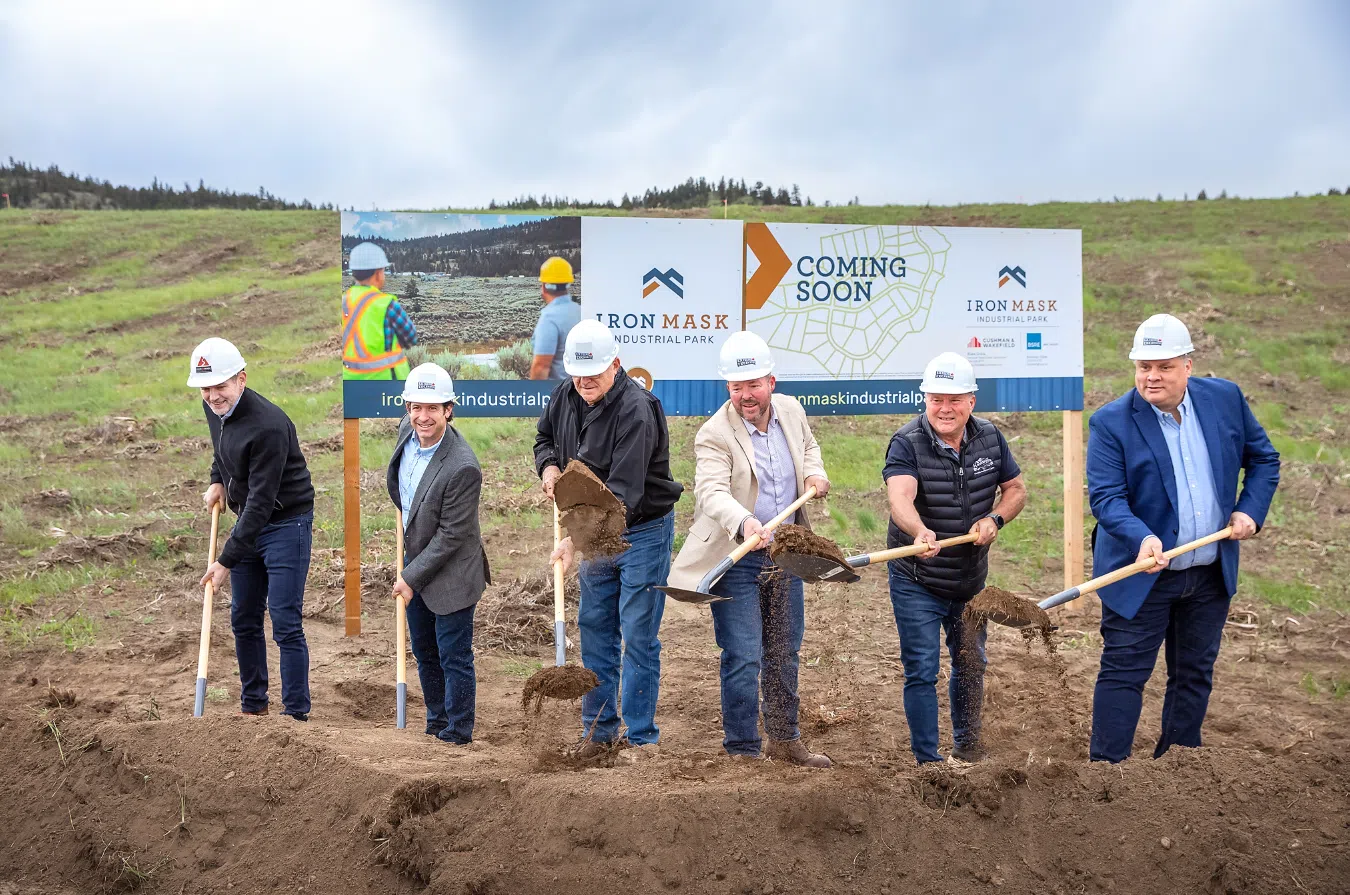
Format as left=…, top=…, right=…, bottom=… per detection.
left=342, top=284, right=410, bottom=379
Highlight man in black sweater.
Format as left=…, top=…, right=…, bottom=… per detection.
left=535, top=320, right=683, bottom=757
left=191, top=338, right=316, bottom=720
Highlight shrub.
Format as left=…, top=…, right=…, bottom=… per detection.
left=495, top=340, right=534, bottom=379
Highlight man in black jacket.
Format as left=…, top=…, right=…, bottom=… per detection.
left=191, top=338, right=315, bottom=720
left=536, top=320, right=683, bottom=757
left=883, top=352, right=1026, bottom=764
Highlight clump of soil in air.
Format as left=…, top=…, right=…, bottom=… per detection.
left=43, top=685, right=77, bottom=709
left=554, top=459, right=629, bottom=558
left=769, top=524, right=848, bottom=565
left=965, top=586, right=1053, bottom=634
left=521, top=665, right=599, bottom=713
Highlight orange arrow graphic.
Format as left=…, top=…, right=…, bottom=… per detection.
left=743, top=223, right=792, bottom=311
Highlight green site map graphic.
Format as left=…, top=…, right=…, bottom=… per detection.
left=748, top=225, right=950, bottom=379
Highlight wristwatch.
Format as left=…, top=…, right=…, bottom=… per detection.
left=986, top=513, right=1005, bottom=530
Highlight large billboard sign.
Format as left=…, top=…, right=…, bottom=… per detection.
left=340, top=213, right=1082, bottom=418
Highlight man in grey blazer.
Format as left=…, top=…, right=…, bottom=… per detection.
left=386, top=363, right=490, bottom=744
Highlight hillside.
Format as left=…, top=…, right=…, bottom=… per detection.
left=0, top=201, right=1347, bottom=895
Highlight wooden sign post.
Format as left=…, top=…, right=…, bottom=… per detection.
left=1062, top=410, right=1085, bottom=593
left=343, top=417, right=362, bottom=636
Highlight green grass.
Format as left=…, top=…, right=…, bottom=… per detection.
left=0, top=197, right=1348, bottom=646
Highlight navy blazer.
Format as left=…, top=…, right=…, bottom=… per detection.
left=1086, top=376, right=1280, bottom=619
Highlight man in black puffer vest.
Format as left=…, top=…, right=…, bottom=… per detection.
left=882, top=352, right=1026, bottom=765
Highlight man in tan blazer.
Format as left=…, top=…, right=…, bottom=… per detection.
left=669, top=332, right=832, bottom=767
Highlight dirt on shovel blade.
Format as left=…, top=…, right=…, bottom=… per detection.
left=554, top=459, right=630, bottom=558
left=521, top=665, right=599, bottom=713
left=965, top=585, right=1053, bottom=632
left=769, top=524, right=848, bottom=565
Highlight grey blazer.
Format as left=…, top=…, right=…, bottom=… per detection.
left=386, top=419, right=490, bottom=615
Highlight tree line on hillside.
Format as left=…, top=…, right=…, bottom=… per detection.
left=488, top=176, right=845, bottom=210
left=0, top=160, right=332, bottom=211
left=341, top=217, right=580, bottom=277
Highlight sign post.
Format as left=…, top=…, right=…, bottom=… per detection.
left=342, top=417, right=362, bottom=636
left=1062, top=410, right=1085, bottom=593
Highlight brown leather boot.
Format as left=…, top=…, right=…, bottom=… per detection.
left=766, top=738, right=833, bottom=769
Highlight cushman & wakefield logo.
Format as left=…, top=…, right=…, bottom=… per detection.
left=968, top=335, right=1015, bottom=349
left=998, top=265, right=1026, bottom=288
left=642, top=267, right=684, bottom=298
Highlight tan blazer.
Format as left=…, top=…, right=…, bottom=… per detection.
left=668, top=393, right=827, bottom=590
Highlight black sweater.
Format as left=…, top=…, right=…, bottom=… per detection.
left=533, top=369, right=683, bottom=528
left=205, top=388, right=315, bottom=567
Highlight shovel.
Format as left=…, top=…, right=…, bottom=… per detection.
left=521, top=503, right=598, bottom=710
left=657, top=485, right=818, bottom=604
left=394, top=509, right=409, bottom=729
left=774, top=532, right=981, bottom=583
left=975, top=526, right=1236, bottom=629
left=192, top=504, right=221, bottom=717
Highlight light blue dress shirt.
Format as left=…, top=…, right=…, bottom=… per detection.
left=1152, top=390, right=1223, bottom=568
left=398, top=432, right=442, bottom=529
left=742, top=409, right=799, bottom=527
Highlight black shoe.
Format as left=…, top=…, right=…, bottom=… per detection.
left=287, top=712, right=309, bottom=722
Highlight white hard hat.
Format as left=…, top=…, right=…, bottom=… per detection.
left=717, top=331, right=775, bottom=381
left=187, top=337, right=247, bottom=388
left=1129, top=313, right=1194, bottom=360
left=348, top=242, right=389, bottom=271
left=401, top=363, right=456, bottom=404
left=563, top=319, right=619, bottom=377
left=920, top=351, right=978, bottom=394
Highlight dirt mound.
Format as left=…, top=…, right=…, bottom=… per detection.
left=476, top=570, right=579, bottom=653
left=335, top=680, right=399, bottom=723
left=769, top=524, right=848, bottom=564
left=41, top=531, right=152, bottom=565
left=24, top=488, right=73, bottom=510
left=61, top=416, right=156, bottom=447
left=554, top=459, right=629, bottom=557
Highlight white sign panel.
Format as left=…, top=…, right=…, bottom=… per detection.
left=744, top=224, right=1083, bottom=382
left=580, top=217, right=744, bottom=386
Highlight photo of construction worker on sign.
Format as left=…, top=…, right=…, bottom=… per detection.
left=340, top=212, right=580, bottom=381
left=341, top=241, right=417, bottom=380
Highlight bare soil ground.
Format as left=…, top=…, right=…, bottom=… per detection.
left=2, top=558, right=1346, bottom=895
left=3, top=206, right=1349, bottom=894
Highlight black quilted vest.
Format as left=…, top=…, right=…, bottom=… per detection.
left=886, top=415, right=1004, bottom=600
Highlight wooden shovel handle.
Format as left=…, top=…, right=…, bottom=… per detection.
left=395, top=510, right=407, bottom=687
left=858, top=532, right=980, bottom=566
left=195, top=504, right=222, bottom=682
left=1076, top=526, right=1234, bottom=599
left=729, top=485, right=818, bottom=563
left=553, top=503, right=565, bottom=624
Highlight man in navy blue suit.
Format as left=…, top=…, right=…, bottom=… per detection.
left=1086, top=313, right=1280, bottom=763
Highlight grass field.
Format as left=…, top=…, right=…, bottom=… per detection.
left=2, top=201, right=1349, bottom=895
left=0, top=199, right=1347, bottom=650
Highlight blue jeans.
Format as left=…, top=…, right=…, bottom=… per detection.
left=709, top=549, right=805, bottom=755
left=229, top=512, right=312, bottom=716
left=1091, top=564, right=1229, bottom=763
left=887, top=569, right=987, bottom=764
left=405, top=594, right=476, bottom=744
left=577, top=512, right=674, bottom=746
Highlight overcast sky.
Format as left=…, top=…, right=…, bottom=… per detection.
left=2, top=0, right=1346, bottom=209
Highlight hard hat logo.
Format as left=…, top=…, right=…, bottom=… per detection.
left=735, top=357, right=757, bottom=368
left=196, top=357, right=212, bottom=373
left=935, top=370, right=954, bottom=380
left=575, top=351, right=594, bottom=361
left=400, top=363, right=456, bottom=403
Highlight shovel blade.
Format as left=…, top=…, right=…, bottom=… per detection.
left=772, top=551, right=861, bottom=583
left=657, top=585, right=730, bottom=604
